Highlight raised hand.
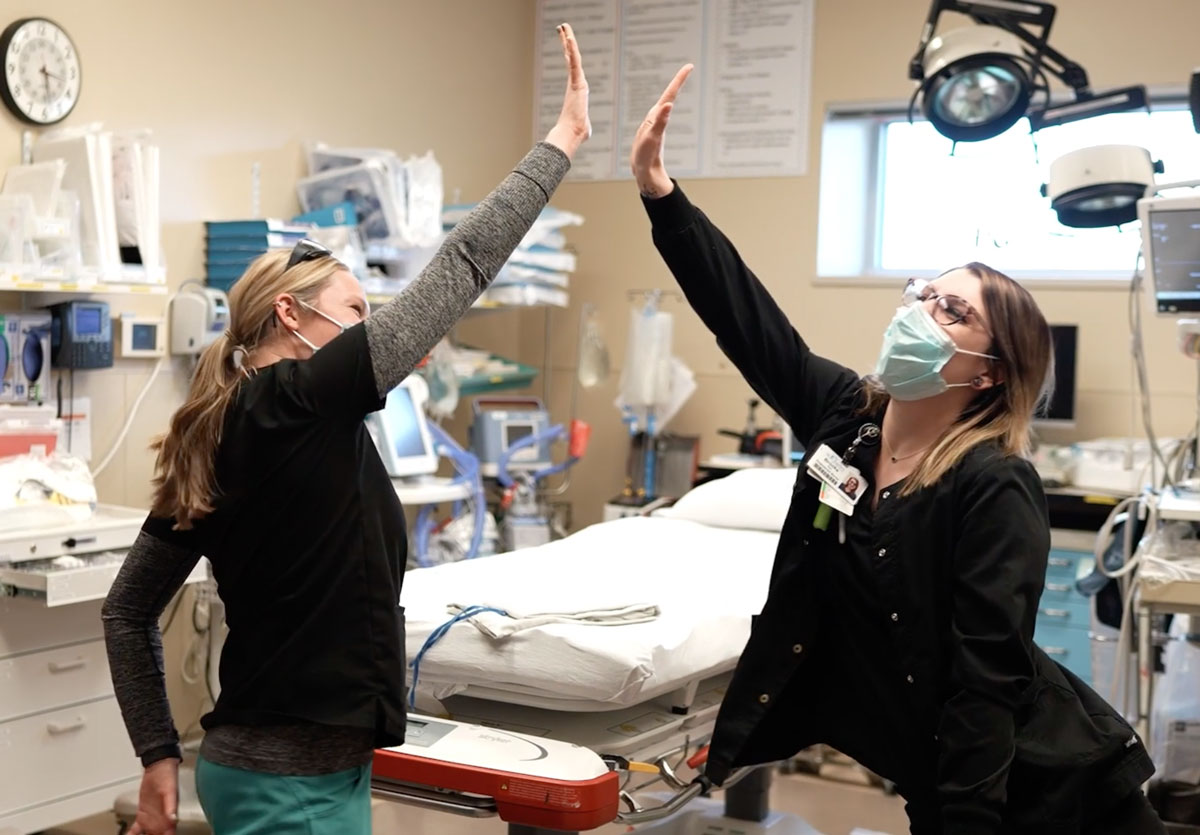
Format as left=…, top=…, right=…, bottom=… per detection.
left=544, top=23, right=591, bottom=160
left=630, top=64, right=694, bottom=198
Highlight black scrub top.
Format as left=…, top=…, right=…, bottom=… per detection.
left=144, top=324, right=410, bottom=745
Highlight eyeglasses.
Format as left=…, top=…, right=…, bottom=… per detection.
left=284, top=238, right=333, bottom=272
left=902, top=278, right=990, bottom=335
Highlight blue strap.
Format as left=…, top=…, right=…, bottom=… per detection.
left=408, top=605, right=508, bottom=709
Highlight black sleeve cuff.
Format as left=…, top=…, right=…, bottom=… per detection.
left=640, top=180, right=697, bottom=234
left=140, top=743, right=183, bottom=768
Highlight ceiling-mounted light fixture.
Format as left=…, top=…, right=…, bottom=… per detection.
left=1190, top=68, right=1200, bottom=133
left=1040, top=145, right=1163, bottom=228
left=909, top=0, right=1148, bottom=142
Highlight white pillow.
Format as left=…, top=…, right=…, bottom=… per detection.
left=654, top=467, right=798, bottom=532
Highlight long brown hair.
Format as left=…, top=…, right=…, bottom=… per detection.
left=864, top=262, right=1053, bottom=495
left=151, top=249, right=347, bottom=528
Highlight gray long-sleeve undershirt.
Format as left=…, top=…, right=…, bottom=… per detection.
left=102, top=142, right=570, bottom=775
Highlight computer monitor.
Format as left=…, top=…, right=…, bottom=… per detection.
left=1035, top=324, right=1078, bottom=427
left=1138, top=193, right=1200, bottom=315
left=367, top=375, right=438, bottom=478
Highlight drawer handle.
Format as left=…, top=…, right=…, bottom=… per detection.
left=1048, top=558, right=1072, bottom=568
left=1045, top=583, right=1072, bottom=593
left=1042, top=608, right=1071, bottom=619
left=48, top=658, right=87, bottom=674
left=1044, top=646, right=1070, bottom=656
left=47, top=718, right=86, bottom=735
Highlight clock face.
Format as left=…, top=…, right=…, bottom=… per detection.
left=1, top=17, right=80, bottom=126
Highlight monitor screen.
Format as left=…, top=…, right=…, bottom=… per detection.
left=74, top=306, right=102, bottom=335
left=132, top=324, right=157, bottom=350
left=1037, top=324, right=1078, bottom=424
left=1147, top=207, right=1200, bottom=314
left=380, top=387, right=431, bottom=461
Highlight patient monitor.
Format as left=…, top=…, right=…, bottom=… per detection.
left=1139, top=192, right=1200, bottom=316
left=368, top=375, right=438, bottom=478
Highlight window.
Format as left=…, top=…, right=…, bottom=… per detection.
left=817, top=103, right=1200, bottom=279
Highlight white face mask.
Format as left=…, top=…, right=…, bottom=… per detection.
left=289, top=299, right=350, bottom=354
left=873, top=304, right=997, bottom=401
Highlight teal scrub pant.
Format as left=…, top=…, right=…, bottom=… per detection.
left=195, top=755, right=371, bottom=835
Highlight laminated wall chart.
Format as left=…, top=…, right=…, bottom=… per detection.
left=534, top=0, right=814, bottom=181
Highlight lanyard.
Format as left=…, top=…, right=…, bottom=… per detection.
left=812, top=423, right=880, bottom=531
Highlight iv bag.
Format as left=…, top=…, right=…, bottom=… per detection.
left=577, top=308, right=610, bottom=389
left=619, top=307, right=673, bottom=409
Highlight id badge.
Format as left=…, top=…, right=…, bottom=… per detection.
left=807, top=443, right=868, bottom=514
left=819, top=481, right=854, bottom=515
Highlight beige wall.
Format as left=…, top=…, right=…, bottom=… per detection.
left=527, top=0, right=1200, bottom=527
left=0, top=0, right=535, bottom=733
left=0, top=0, right=536, bottom=511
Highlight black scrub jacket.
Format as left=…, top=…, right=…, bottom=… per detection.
left=640, top=183, right=1153, bottom=835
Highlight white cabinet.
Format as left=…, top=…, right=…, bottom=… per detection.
left=0, top=508, right=206, bottom=834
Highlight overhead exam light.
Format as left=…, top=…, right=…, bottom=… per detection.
left=1191, top=68, right=1200, bottom=133
left=909, top=0, right=1148, bottom=142
left=1041, top=145, right=1163, bottom=228
left=918, top=25, right=1032, bottom=142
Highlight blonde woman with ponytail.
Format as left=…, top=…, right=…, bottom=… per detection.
left=101, top=24, right=590, bottom=835
left=628, top=66, right=1165, bottom=834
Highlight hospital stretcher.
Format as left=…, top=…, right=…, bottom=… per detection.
left=371, top=495, right=818, bottom=834
left=370, top=674, right=814, bottom=833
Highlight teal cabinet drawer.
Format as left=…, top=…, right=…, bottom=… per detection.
left=1034, top=622, right=1093, bottom=684
left=1035, top=598, right=1091, bottom=629
left=1046, top=549, right=1086, bottom=581
left=1040, top=578, right=1082, bottom=606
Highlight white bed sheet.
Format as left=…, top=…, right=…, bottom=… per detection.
left=401, top=516, right=778, bottom=709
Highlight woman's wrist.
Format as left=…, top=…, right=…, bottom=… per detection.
left=544, top=123, right=586, bottom=161
left=636, top=168, right=674, bottom=199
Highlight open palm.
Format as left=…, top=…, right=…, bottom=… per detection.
left=630, top=64, right=693, bottom=196
left=545, top=23, right=591, bottom=159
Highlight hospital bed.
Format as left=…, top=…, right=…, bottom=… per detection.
left=374, top=467, right=818, bottom=833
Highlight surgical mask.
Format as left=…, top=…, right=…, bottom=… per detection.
left=873, top=303, right=997, bottom=401
left=290, top=299, right=350, bottom=354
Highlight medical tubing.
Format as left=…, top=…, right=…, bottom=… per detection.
left=408, top=605, right=507, bottom=709
left=428, top=421, right=486, bottom=560
left=414, top=505, right=436, bottom=567
left=497, top=424, right=567, bottom=488
left=645, top=413, right=657, bottom=498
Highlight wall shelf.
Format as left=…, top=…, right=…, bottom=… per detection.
left=0, top=273, right=168, bottom=295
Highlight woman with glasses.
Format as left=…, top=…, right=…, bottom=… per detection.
left=628, top=66, right=1163, bottom=835
left=100, top=24, right=590, bottom=835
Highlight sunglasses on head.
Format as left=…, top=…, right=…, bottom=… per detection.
left=284, top=239, right=333, bottom=272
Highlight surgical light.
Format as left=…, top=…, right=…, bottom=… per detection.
left=1191, top=68, right=1200, bottom=133
left=1041, top=145, right=1162, bottom=228
left=917, top=25, right=1032, bottom=141
left=909, top=0, right=1148, bottom=142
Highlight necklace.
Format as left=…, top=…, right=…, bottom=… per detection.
left=882, top=434, right=931, bottom=464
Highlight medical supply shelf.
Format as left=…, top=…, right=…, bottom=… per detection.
left=366, top=283, right=567, bottom=314
left=0, top=273, right=168, bottom=295
left=366, top=284, right=562, bottom=398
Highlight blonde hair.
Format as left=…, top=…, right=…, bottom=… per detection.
left=864, top=262, right=1053, bottom=495
left=151, top=249, right=347, bottom=528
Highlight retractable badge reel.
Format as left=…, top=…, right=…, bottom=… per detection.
left=811, top=423, right=879, bottom=531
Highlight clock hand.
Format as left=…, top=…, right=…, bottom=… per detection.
left=39, top=66, right=64, bottom=83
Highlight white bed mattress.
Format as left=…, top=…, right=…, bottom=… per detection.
left=400, top=515, right=778, bottom=710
